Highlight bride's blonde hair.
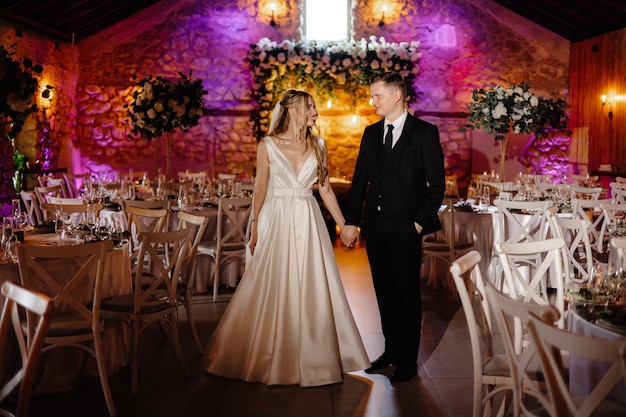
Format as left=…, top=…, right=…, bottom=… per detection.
left=268, top=89, right=328, bottom=185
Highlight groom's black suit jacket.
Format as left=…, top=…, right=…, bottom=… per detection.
left=345, top=112, right=444, bottom=236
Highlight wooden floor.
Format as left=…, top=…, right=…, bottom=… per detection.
left=26, top=240, right=475, bottom=417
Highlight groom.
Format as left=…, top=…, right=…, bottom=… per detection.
left=341, top=71, right=444, bottom=382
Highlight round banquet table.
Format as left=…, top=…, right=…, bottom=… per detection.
left=0, top=232, right=132, bottom=394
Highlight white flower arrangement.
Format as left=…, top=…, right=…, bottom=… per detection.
left=246, top=36, right=422, bottom=139
left=465, top=82, right=568, bottom=141
left=125, top=72, right=207, bottom=141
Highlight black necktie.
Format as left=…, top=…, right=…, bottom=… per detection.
left=384, top=124, right=394, bottom=153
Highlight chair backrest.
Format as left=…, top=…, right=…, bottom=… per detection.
left=125, top=206, right=169, bottom=262
left=40, top=203, right=103, bottom=227
left=548, top=215, right=593, bottom=284
left=46, top=177, right=70, bottom=198
left=610, top=186, right=626, bottom=204
left=527, top=312, right=626, bottom=417
left=215, top=196, right=253, bottom=252
left=571, top=197, right=612, bottom=254
left=570, top=186, right=604, bottom=201
left=485, top=284, right=561, bottom=417
left=176, top=211, right=210, bottom=287
left=495, top=237, right=567, bottom=329
left=0, top=282, right=54, bottom=417
left=20, top=191, right=42, bottom=226
left=133, top=229, right=193, bottom=308
left=47, top=196, right=87, bottom=205
left=64, top=172, right=91, bottom=198
left=34, top=185, right=63, bottom=206
left=37, top=175, right=54, bottom=188
left=16, top=240, right=110, bottom=326
left=599, top=202, right=626, bottom=253
left=493, top=199, right=553, bottom=245
left=217, top=173, right=236, bottom=181
left=122, top=199, right=170, bottom=210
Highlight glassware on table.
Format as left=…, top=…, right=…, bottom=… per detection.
left=178, top=185, right=188, bottom=210
left=479, top=186, right=490, bottom=213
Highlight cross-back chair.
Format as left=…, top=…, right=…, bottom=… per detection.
left=124, top=205, right=169, bottom=269
left=527, top=311, right=626, bottom=417
left=0, top=282, right=54, bottom=417
left=197, top=196, right=252, bottom=302
left=19, top=191, right=42, bottom=226
left=34, top=185, right=63, bottom=215
left=423, top=198, right=474, bottom=292
left=571, top=198, right=612, bottom=258
left=100, top=228, right=193, bottom=396
left=485, top=284, right=561, bottom=417
left=495, top=238, right=567, bottom=330
left=547, top=215, right=593, bottom=285
left=172, top=211, right=209, bottom=352
left=569, top=186, right=604, bottom=201
left=16, top=240, right=117, bottom=416
left=492, top=199, right=553, bottom=289
left=64, top=172, right=91, bottom=198
left=450, top=251, right=513, bottom=417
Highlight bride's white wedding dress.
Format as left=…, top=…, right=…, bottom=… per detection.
left=201, top=136, right=370, bottom=387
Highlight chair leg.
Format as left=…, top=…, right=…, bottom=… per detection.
left=185, top=290, right=203, bottom=354
left=131, top=318, right=140, bottom=396
left=212, top=256, right=219, bottom=303
left=169, top=312, right=189, bottom=377
left=93, top=330, right=118, bottom=416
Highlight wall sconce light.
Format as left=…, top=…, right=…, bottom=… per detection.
left=269, top=3, right=277, bottom=27
left=378, top=5, right=387, bottom=27
left=602, top=94, right=613, bottom=121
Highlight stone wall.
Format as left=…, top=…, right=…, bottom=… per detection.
left=2, top=0, right=570, bottom=195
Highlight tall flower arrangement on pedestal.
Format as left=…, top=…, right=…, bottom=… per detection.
left=125, top=71, right=207, bottom=179
left=247, top=36, right=421, bottom=139
left=465, top=82, right=569, bottom=180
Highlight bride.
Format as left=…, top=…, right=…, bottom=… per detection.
left=201, top=89, right=370, bottom=387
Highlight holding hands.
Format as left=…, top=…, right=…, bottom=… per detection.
left=340, top=225, right=360, bottom=248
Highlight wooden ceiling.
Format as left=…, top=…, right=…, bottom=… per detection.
left=0, top=0, right=163, bottom=43
left=1, top=0, right=625, bottom=44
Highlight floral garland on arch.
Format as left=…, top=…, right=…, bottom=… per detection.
left=125, top=71, right=207, bottom=141
left=246, top=36, right=422, bottom=139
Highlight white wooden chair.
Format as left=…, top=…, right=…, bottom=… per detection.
left=0, top=282, right=54, bottom=417
left=100, top=229, right=192, bottom=396
left=423, top=198, right=474, bottom=292
left=610, top=185, right=626, bottom=204
left=599, top=203, right=626, bottom=258
left=20, top=191, right=42, bottom=226
left=527, top=312, right=626, bottom=417
left=124, top=206, right=169, bottom=269
left=173, top=211, right=210, bottom=353
left=610, top=237, right=626, bottom=272
left=450, top=251, right=512, bottom=417
left=16, top=241, right=117, bottom=416
left=64, top=172, right=91, bottom=198
left=197, top=196, right=252, bottom=302
left=45, top=177, right=70, bottom=198
left=571, top=197, right=612, bottom=257
left=495, top=238, right=568, bottom=330
left=548, top=215, right=594, bottom=284
left=34, top=185, right=63, bottom=209
left=485, top=284, right=561, bottom=417
left=570, top=186, right=604, bottom=201
left=492, top=199, right=553, bottom=289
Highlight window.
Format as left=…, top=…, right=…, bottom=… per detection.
left=304, top=0, right=350, bottom=41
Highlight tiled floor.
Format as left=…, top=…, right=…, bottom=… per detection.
left=26, top=241, right=475, bottom=417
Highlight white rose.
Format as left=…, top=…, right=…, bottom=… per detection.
left=154, top=102, right=164, bottom=112
left=530, top=95, right=539, bottom=107
left=277, top=52, right=286, bottom=62
left=492, top=102, right=508, bottom=119
left=147, top=109, right=157, bottom=119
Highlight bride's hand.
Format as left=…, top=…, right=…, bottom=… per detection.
left=249, top=230, right=258, bottom=255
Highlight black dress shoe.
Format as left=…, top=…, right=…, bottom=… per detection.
left=364, top=354, right=395, bottom=374
left=390, top=363, right=417, bottom=382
